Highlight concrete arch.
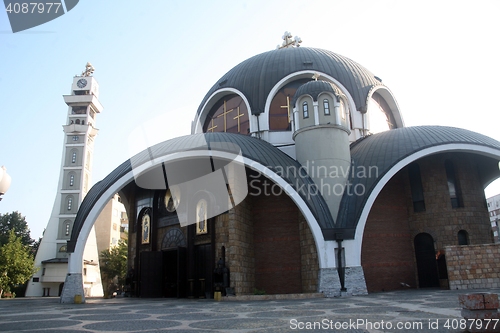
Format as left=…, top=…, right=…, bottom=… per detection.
left=61, top=135, right=336, bottom=302
left=262, top=71, right=357, bottom=133
left=344, top=144, right=500, bottom=267
left=192, top=88, right=252, bottom=134
left=366, top=85, right=404, bottom=128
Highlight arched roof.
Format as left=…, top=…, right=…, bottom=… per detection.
left=292, top=80, right=343, bottom=106
left=337, top=126, right=500, bottom=237
left=67, top=133, right=334, bottom=252
left=196, top=47, right=383, bottom=117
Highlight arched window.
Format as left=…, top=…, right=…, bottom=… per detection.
left=71, top=152, right=77, bottom=163
left=69, top=174, right=74, bottom=186
left=458, top=230, right=469, bottom=245
left=408, top=163, right=425, bottom=212
left=268, top=78, right=310, bottom=131
left=202, top=94, right=249, bottom=134
left=85, top=152, right=91, bottom=170
left=75, top=119, right=80, bottom=124
left=323, top=99, right=330, bottom=115
left=67, top=197, right=72, bottom=211
left=445, top=160, right=463, bottom=208
left=65, top=222, right=70, bottom=236
left=302, top=101, right=309, bottom=119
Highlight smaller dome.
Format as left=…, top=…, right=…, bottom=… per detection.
left=292, top=80, right=343, bottom=107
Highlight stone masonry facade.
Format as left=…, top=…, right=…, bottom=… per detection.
left=446, top=243, right=500, bottom=290
left=362, top=153, right=492, bottom=292
left=217, top=178, right=319, bottom=295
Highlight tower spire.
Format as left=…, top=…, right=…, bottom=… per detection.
left=26, top=68, right=104, bottom=299
left=81, top=62, right=95, bottom=77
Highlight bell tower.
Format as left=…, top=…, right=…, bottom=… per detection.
left=26, top=63, right=104, bottom=298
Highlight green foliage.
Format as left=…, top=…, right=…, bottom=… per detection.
left=0, top=230, right=37, bottom=297
left=253, top=288, right=266, bottom=295
left=100, top=239, right=128, bottom=289
left=0, top=211, right=34, bottom=249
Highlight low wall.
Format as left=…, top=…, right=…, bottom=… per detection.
left=445, top=243, right=500, bottom=290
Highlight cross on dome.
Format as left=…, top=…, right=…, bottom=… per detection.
left=277, top=31, right=302, bottom=49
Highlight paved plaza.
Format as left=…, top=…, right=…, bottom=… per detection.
left=0, top=288, right=497, bottom=333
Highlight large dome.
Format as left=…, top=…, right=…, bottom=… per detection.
left=196, top=47, right=384, bottom=117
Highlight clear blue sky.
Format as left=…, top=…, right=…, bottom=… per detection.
left=1, top=0, right=500, bottom=238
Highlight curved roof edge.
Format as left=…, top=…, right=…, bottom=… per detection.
left=337, top=126, right=500, bottom=235
left=68, top=133, right=335, bottom=252
left=196, top=47, right=383, bottom=118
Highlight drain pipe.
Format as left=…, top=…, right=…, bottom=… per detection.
left=337, top=237, right=347, bottom=293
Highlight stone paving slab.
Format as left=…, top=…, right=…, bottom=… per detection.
left=0, top=288, right=499, bottom=332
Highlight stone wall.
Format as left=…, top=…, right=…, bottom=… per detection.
left=407, top=153, right=492, bottom=248
left=445, top=243, right=500, bottom=290
left=224, top=185, right=320, bottom=295
left=362, top=172, right=416, bottom=292
left=362, top=152, right=492, bottom=292
left=299, top=214, right=319, bottom=293
left=226, top=196, right=255, bottom=295
left=252, top=191, right=302, bottom=294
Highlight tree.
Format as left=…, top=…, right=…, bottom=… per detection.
left=0, top=230, right=37, bottom=297
left=100, top=239, right=128, bottom=291
left=0, top=211, right=34, bottom=248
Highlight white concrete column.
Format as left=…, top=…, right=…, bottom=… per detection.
left=313, top=101, right=319, bottom=126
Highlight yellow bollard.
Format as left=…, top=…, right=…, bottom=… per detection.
left=74, top=294, right=82, bottom=304
left=214, top=291, right=221, bottom=301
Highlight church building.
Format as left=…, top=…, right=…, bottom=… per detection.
left=61, top=33, right=500, bottom=302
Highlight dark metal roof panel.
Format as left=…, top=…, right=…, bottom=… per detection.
left=197, top=47, right=383, bottom=117
left=68, top=133, right=334, bottom=252
left=292, top=80, right=338, bottom=105
left=337, top=126, right=500, bottom=233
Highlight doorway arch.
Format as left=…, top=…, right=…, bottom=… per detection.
left=414, top=233, right=439, bottom=288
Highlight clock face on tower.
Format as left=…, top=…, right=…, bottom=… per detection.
left=77, top=78, right=87, bottom=88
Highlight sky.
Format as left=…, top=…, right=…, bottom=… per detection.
left=1, top=0, right=500, bottom=239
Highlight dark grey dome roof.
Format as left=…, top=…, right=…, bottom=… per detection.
left=196, top=47, right=383, bottom=116
left=336, top=126, right=500, bottom=238
left=292, top=80, right=342, bottom=106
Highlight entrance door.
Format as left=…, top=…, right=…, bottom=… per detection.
left=414, top=233, right=439, bottom=288
left=195, top=244, right=212, bottom=298
left=140, top=251, right=163, bottom=297
left=163, top=247, right=187, bottom=298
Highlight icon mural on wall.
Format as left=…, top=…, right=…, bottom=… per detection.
left=196, top=199, right=208, bottom=235
left=141, top=212, right=150, bottom=244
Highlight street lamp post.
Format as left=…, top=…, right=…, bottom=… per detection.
left=0, top=166, right=11, bottom=201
